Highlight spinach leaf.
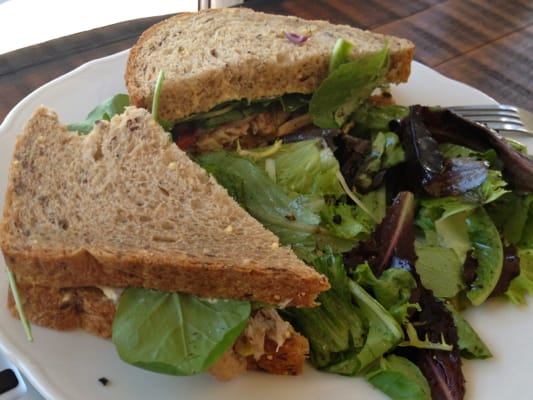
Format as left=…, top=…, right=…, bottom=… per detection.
left=350, top=103, right=409, bottom=138
left=309, top=44, right=389, bottom=128
left=366, top=354, right=431, bottom=400
left=445, top=303, right=492, bottom=359
left=465, top=207, right=504, bottom=306
left=197, top=150, right=322, bottom=251
left=347, top=279, right=404, bottom=373
left=486, top=193, right=533, bottom=246
left=112, top=288, right=250, bottom=375
left=414, top=242, right=465, bottom=299
left=68, top=93, right=129, bottom=134
left=505, top=248, right=533, bottom=304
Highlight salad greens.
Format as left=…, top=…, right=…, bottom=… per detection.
left=67, top=38, right=533, bottom=400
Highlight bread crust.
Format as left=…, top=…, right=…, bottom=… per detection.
left=7, top=283, right=115, bottom=338
left=4, top=248, right=328, bottom=307
left=125, top=8, right=414, bottom=122
left=0, top=106, right=329, bottom=307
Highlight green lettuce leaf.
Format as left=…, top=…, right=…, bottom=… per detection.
left=505, top=249, right=533, bottom=304
left=414, top=242, right=465, bottom=299
left=350, top=104, right=409, bottom=138
left=258, top=138, right=344, bottom=196
left=346, top=279, right=404, bottom=374
left=68, top=93, right=129, bottom=134
left=320, top=202, right=374, bottom=241
left=352, top=262, right=418, bottom=325
left=197, top=150, right=321, bottom=250
left=112, top=288, right=250, bottom=375
left=353, top=131, right=405, bottom=189
left=284, top=250, right=367, bottom=375
left=320, top=185, right=384, bottom=243
left=445, top=303, right=492, bottom=359
left=465, top=207, right=504, bottom=306
left=198, top=140, right=381, bottom=255
left=366, top=355, right=431, bottom=400
left=416, top=169, right=509, bottom=265
left=309, top=43, right=389, bottom=128
left=486, top=193, right=533, bottom=246
left=284, top=249, right=403, bottom=376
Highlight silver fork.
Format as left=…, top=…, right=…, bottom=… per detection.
left=448, top=104, right=533, bottom=136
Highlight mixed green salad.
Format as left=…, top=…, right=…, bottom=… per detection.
left=64, top=39, right=533, bottom=399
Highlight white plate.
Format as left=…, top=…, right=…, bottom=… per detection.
left=1, top=50, right=532, bottom=400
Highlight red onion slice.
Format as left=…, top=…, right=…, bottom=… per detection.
left=285, top=31, right=309, bottom=44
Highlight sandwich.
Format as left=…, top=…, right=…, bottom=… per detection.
left=1, top=8, right=417, bottom=383
left=0, top=106, right=329, bottom=380
left=125, top=7, right=415, bottom=153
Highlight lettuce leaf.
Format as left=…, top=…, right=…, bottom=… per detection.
left=352, top=131, right=405, bottom=189
left=284, top=249, right=403, bottom=376
left=366, top=355, right=432, bottom=400
left=414, top=242, right=465, bottom=299
left=112, top=288, right=250, bottom=375
left=505, top=248, right=533, bottom=304
left=198, top=150, right=321, bottom=250
left=309, top=43, right=389, bottom=128
left=257, top=138, right=344, bottom=196
left=283, top=250, right=366, bottom=374
left=445, top=303, right=492, bottom=359
left=350, top=104, right=409, bottom=138
left=465, top=207, right=504, bottom=306
left=68, top=93, right=129, bottom=134
left=352, top=262, right=418, bottom=325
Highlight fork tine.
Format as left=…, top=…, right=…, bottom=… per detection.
left=447, top=104, right=533, bottom=136
left=482, top=123, right=531, bottom=134
left=449, top=104, right=520, bottom=112
left=458, top=115, right=522, bottom=123
left=449, top=106, right=520, bottom=119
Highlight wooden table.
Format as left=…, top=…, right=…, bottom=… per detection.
left=1, top=0, right=532, bottom=124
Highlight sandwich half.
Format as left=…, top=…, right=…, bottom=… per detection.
left=1, top=106, right=329, bottom=379
left=125, top=8, right=415, bottom=153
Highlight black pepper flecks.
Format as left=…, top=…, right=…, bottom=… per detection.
left=98, top=377, right=109, bottom=386
left=332, top=214, right=342, bottom=224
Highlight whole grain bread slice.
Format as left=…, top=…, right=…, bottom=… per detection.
left=0, top=106, right=329, bottom=307
left=125, top=7, right=415, bottom=123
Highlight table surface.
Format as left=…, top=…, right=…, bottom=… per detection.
left=0, top=0, right=532, bottom=124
